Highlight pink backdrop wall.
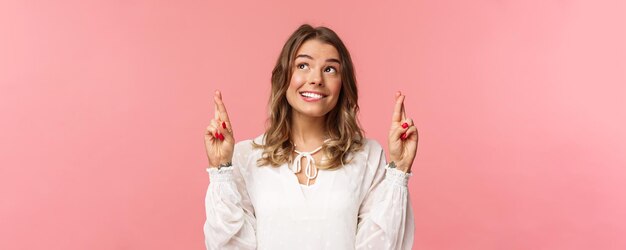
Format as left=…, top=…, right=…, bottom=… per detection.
left=1, top=0, right=625, bottom=249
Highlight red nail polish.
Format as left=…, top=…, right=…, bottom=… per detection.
left=218, top=133, right=225, bottom=141
left=402, top=123, right=409, bottom=129
left=214, top=131, right=219, bottom=138
left=401, top=133, right=407, bottom=140
left=222, top=122, right=226, bottom=129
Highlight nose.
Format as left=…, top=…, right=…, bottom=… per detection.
left=308, top=69, right=323, bottom=86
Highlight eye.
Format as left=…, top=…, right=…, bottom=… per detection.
left=297, top=63, right=309, bottom=70
left=324, top=66, right=337, bottom=73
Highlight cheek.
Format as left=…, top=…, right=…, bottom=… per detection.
left=287, top=74, right=299, bottom=93
left=289, top=72, right=306, bottom=87
left=286, top=73, right=305, bottom=104
left=327, top=80, right=342, bottom=108
left=328, top=79, right=342, bottom=95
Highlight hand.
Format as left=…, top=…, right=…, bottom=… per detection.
left=388, top=91, right=419, bottom=173
left=204, top=90, right=235, bottom=168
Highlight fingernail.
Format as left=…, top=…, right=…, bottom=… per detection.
left=218, top=133, right=225, bottom=141
left=402, top=123, right=409, bottom=129
left=214, top=131, right=219, bottom=138
left=401, top=133, right=407, bottom=140
left=222, top=122, right=226, bottom=129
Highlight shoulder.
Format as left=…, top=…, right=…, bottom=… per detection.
left=350, top=138, right=387, bottom=184
left=346, top=137, right=386, bottom=169
left=358, top=137, right=385, bottom=160
left=361, top=137, right=384, bottom=153
left=233, top=134, right=265, bottom=151
left=232, top=134, right=265, bottom=168
left=359, top=139, right=389, bottom=182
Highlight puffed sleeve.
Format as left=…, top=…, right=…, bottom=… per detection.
left=203, top=143, right=257, bottom=250
left=355, top=143, right=415, bottom=250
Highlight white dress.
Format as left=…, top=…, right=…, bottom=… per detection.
left=204, top=135, right=414, bottom=250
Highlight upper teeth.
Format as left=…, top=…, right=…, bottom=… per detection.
left=301, top=92, right=323, bottom=99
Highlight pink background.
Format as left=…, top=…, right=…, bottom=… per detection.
left=1, top=0, right=625, bottom=249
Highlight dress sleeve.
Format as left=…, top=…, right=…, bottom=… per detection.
left=355, top=146, right=415, bottom=250
left=203, top=145, right=256, bottom=250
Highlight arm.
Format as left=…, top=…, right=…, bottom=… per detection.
left=355, top=148, right=414, bottom=250
left=203, top=160, right=256, bottom=250
left=355, top=91, right=419, bottom=249
left=203, top=90, right=256, bottom=249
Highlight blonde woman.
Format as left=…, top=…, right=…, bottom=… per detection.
left=204, top=24, right=418, bottom=250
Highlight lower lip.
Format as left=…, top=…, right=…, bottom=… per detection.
left=300, top=94, right=325, bottom=102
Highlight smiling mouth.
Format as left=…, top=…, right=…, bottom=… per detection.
left=299, top=91, right=327, bottom=100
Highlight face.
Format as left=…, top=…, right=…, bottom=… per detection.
left=286, top=39, right=342, bottom=119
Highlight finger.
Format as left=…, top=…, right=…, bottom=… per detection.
left=222, top=122, right=234, bottom=142
left=205, top=125, right=217, bottom=141
left=404, top=126, right=418, bottom=140
left=390, top=121, right=408, bottom=141
left=392, top=93, right=405, bottom=123
left=403, top=118, right=416, bottom=138
left=214, top=99, right=219, bottom=120
left=221, top=119, right=232, bottom=134
left=210, top=119, right=224, bottom=141
left=214, top=90, right=231, bottom=123
left=214, top=90, right=233, bottom=133
left=401, top=98, right=407, bottom=121
left=404, top=125, right=417, bottom=137
left=398, top=118, right=414, bottom=140
left=217, top=119, right=233, bottom=138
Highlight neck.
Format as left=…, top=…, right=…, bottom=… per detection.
left=290, top=112, right=327, bottom=151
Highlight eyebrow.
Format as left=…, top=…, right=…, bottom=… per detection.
left=296, top=54, right=341, bottom=64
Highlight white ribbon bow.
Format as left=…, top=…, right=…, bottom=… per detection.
left=290, top=140, right=329, bottom=186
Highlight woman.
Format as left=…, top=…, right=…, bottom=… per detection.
left=204, top=24, right=418, bottom=250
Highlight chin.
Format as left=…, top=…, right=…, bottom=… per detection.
left=293, top=107, right=332, bottom=118
left=302, top=110, right=330, bottom=118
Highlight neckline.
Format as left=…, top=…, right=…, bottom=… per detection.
left=293, top=144, right=324, bottom=155
left=292, top=138, right=331, bottom=152
left=289, top=139, right=330, bottom=186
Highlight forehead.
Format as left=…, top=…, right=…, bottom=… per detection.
left=295, top=39, right=340, bottom=60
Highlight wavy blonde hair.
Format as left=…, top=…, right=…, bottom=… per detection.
left=252, top=24, right=364, bottom=170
